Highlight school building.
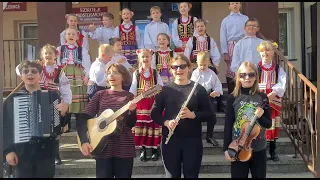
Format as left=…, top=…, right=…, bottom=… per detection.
left=2, top=2, right=317, bottom=91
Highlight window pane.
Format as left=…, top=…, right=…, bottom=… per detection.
left=21, top=24, right=40, bottom=60
left=279, top=13, right=288, bottom=56
left=23, top=25, right=38, bottom=38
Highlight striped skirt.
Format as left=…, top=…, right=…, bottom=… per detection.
left=266, top=108, right=281, bottom=141
left=226, top=42, right=236, bottom=79
left=132, top=98, right=162, bottom=148
left=122, top=45, right=138, bottom=69
left=64, top=65, right=88, bottom=113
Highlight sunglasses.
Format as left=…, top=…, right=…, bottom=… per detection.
left=171, top=64, right=188, bottom=70
left=22, top=69, right=39, bottom=75
left=239, top=72, right=256, bottom=79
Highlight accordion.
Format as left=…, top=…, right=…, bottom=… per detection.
left=13, top=90, right=62, bottom=144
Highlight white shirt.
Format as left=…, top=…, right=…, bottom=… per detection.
left=258, top=61, right=287, bottom=97
left=15, top=64, right=72, bottom=104
left=111, top=54, right=133, bottom=72
left=56, top=44, right=91, bottom=77
left=220, top=12, right=249, bottom=54
left=112, top=21, right=144, bottom=49
left=88, top=26, right=115, bottom=45
left=191, top=68, right=223, bottom=95
left=144, top=21, right=171, bottom=51
left=231, top=36, right=264, bottom=72
left=184, top=35, right=221, bottom=66
left=60, top=30, right=89, bottom=51
left=172, top=16, right=198, bottom=48
left=129, top=67, right=163, bottom=96
left=89, top=58, right=114, bottom=87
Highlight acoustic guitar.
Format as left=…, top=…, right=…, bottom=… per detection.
left=77, top=84, right=162, bottom=155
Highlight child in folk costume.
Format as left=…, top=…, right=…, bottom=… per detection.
left=151, top=33, right=175, bottom=85
left=15, top=44, right=72, bottom=166
left=129, top=49, right=163, bottom=162
left=112, top=8, right=143, bottom=69
left=191, top=51, right=223, bottom=146
left=172, top=2, right=198, bottom=54
left=144, top=6, right=171, bottom=51
left=220, top=2, right=248, bottom=94
left=60, top=13, right=89, bottom=51
left=87, top=44, right=115, bottom=100
left=88, top=13, right=115, bottom=45
left=184, top=19, right=221, bottom=71
left=57, top=28, right=91, bottom=130
left=257, top=41, right=287, bottom=162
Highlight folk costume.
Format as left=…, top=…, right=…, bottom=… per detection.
left=172, top=16, right=197, bottom=53
left=151, top=48, right=174, bottom=85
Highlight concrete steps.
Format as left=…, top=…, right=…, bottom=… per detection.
left=54, top=154, right=308, bottom=176
left=55, top=172, right=314, bottom=178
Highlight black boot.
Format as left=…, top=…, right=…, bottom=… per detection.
left=140, top=147, right=147, bottom=162
left=216, top=96, right=225, bottom=113
left=206, top=136, right=219, bottom=146
left=270, top=151, right=279, bottom=161
left=151, top=148, right=159, bottom=161
left=55, top=139, right=62, bottom=165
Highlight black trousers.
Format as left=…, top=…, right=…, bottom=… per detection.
left=269, top=140, right=276, bottom=154
left=64, top=113, right=82, bottom=130
left=226, top=77, right=235, bottom=95
left=95, top=157, right=134, bottom=178
left=207, top=97, right=217, bottom=138
left=231, top=148, right=267, bottom=178
left=13, top=138, right=56, bottom=178
left=87, top=84, right=106, bottom=100
left=161, top=136, right=203, bottom=178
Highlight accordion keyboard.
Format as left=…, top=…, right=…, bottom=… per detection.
left=13, top=95, right=32, bottom=143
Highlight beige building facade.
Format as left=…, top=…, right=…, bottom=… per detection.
left=2, top=2, right=317, bottom=89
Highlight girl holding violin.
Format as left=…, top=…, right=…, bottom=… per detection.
left=223, top=61, right=272, bottom=178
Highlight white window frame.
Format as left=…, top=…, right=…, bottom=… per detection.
left=279, top=9, right=295, bottom=60
left=18, top=23, right=38, bottom=61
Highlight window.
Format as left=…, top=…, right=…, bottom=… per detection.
left=19, top=23, right=40, bottom=61
left=279, top=9, right=295, bottom=59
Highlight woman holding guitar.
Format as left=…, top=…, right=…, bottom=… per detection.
left=223, top=61, right=272, bottom=178
left=151, top=54, right=214, bottom=178
left=76, top=63, right=137, bottom=178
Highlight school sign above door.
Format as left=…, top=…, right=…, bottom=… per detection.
left=3, top=2, right=27, bottom=11
left=72, top=6, right=108, bottom=32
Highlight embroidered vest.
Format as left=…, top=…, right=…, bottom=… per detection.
left=155, top=51, right=173, bottom=73
left=60, top=45, right=83, bottom=65
left=119, top=24, right=137, bottom=46
left=190, top=36, right=211, bottom=63
left=136, top=68, right=157, bottom=95
left=39, top=66, right=62, bottom=91
left=177, top=16, right=194, bottom=39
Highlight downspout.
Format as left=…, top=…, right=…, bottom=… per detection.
left=300, top=2, right=306, bottom=76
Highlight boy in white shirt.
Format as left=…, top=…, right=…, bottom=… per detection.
left=87, top=44, right=114, bottom=99
left=144, top=6, right=171, bottom=51
left=220, top=2, right=248, bottom=94
left=231, top=18, right=264, bottom=73
left=191, top=51, right=223, bottom=146
left=88, top=13, right=115, bottom=45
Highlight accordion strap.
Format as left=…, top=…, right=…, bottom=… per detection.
left=5, top=82, right=24, bottom=103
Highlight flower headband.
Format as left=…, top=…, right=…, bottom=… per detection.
left=136, top=49, right=154, bottom=56
left=119, top=9, right=134, bottom=16
left=272, top=42, right=278, bottom=49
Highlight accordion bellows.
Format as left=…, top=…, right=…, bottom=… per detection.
left=13, top=90, right=62, bottom=144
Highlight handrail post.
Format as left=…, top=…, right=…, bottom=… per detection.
left=314, top=2, right=320, bottom=177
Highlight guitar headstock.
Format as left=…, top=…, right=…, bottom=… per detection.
left=142, top=85, right=162, bottom=98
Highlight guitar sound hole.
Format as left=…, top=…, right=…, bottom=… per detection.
left=99, top=121, right=107, bottom=130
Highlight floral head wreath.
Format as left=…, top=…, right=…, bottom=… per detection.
left=119, top=9, right=134, bottom=16
left=136, top=49, right=154, bottom=56
left=272, top=42, right=278, bottom=49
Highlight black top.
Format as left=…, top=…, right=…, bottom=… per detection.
left=223, top=87, right=272, bottom=152
left=151, top=81, right=215, bottom=138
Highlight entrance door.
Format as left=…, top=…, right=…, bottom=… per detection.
left=310, top=3, right=317, bottom=82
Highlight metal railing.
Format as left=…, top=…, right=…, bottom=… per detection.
left=3, top=38, right=39, bottom=92
left=260, top=34, right=318, bottom=177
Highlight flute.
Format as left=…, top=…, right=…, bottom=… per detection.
left=165, top=76, right=201, bottom=144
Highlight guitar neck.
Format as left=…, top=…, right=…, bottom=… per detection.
left=107, top=94, right=143, bottom=121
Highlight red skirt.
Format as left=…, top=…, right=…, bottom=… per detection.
left=132, top=97, right=162, bottom=148
left=174, top=37, right=190, bottom=53
left=266, top=108, right=281, bottom=141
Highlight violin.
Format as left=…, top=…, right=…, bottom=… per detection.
left=227, top=99, right=268, bottom=162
